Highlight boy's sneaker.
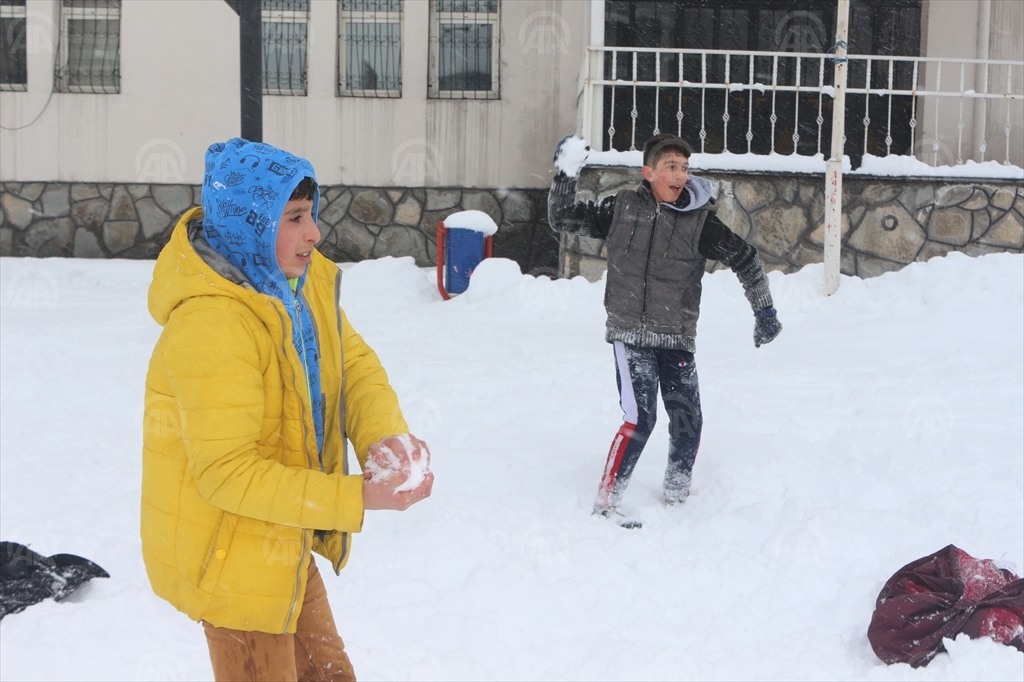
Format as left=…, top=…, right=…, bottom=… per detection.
left=594, top=505, right=643, bottom=530
left=662, top=485, right=691, bottom=506
left=662, top=470, right=692, bottom=506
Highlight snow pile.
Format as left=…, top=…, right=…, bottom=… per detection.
left=442, top=210, right=498, bottom=237
left=0, top=252, right=1021, bottom=681
left=855, top=154, right=1024, bottom=179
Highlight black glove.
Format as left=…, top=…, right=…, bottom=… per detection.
left=754, top=307, right=782, bottom=347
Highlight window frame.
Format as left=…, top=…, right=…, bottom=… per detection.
left=428, top=0, right=500, bottom=100
left=337, top=0, right=403, bottom=98
left=58, top=0, right=121, bottom=94
left=0, top=0, right=28, bottom=92
left=262, top=1, right=309, bottom=96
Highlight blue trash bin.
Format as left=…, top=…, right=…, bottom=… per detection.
left=437, top=211, right=497, bottom=299
left=444, top=227, right=486, bottom=295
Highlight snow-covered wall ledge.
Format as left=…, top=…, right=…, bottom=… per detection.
left=589, top=150, right=1024, bottom=181
left=562, top=166, right=1024, bottom=281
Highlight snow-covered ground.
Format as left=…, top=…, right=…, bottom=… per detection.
left=1, top=251, right=1022, bottom=681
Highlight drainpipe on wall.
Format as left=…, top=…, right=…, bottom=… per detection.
left=972, top=0, right=992, bottom=162
left=586, top=0, right=605, bottom=150
left=224, top=0, right=263, bottom=143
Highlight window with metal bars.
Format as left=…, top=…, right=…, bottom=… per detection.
left=0, top=0, right=27, bottom=91
left=603, top=0, right=921, bottom=161
left=58, top=0, right=120, bottom=94
left=263, top=0, right=308, bottom=96
left=338, top=0, right=402, bottom=97
left=428, top=0, right=499, bottom=100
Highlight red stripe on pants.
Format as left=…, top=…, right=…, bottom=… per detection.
left=596, top=422, right=636, bottom=508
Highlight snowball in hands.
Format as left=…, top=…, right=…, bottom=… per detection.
left=553, top=134, right=591, bottom=178
left=365, top=435, right=431, bottom=493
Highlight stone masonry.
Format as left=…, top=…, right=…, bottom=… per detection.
left=0, top=182, right=559, bottom=276
left=561, top=167, right=1024, bottom=281
left=3, top=174, right=1021, bottom=281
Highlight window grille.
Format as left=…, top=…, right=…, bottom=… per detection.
left=57, top=0, right=120, bottom=94
left=603, top=0, right=922, bottom=163
left=0, top=0, right=27, bottom=91
left=338, top=0, right=402, bottom=98
left=263, top=0, right=308, bottom=96
left=428, top=0, right=499, bottom=100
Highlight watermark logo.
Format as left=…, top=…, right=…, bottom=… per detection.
left=4, top=523, right=59, bottom=561
left=911, top=136, right=956, bottom=169
left=518, top=11, right=570, bottom=55
left=143, top=395, right=182, bottom=440
left=263, top=528, right=303, bottom=566
left=404, top=396, right=444, bottom=441
left=134, top=651, right=191, bottom=682
left=402, top=647, right=446, bottom=681
left=391, top=139, right=443, bottom=184
left=2, top=267, right=59, bottom=309
left=760, top=521, right=825, bottom=566
left=515, top=521, right=572, bottom=568
left=135, top=139, right=187, bottom=183
left=518, top=274, right=573, bottom=311
left=903, top=395, right=955, bottom=441
left=647, top=651, right=699, bottom=682
left=663, top=391, right=702, bottom=442
left=774, top=11, right=827, bottom=54
left=5, top=10, right=56, bottom=59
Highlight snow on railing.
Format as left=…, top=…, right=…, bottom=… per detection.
left=580, top=46, right=1024, bottom=174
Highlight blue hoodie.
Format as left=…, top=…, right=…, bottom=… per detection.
left=200, top=138, right=325, bottom=452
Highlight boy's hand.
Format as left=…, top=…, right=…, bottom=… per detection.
left=363, top=471, right=434, bottom=511
left=553, top=134, right=591, bottom=178
left=754, top=307, right=782, bottom=347
left=362, top=435, right=434, bottom=511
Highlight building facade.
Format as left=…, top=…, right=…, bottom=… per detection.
left=1, top=0, right=1021, bottom=272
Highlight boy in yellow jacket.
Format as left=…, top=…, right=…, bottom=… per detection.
left=142, top=139, right=433, bottom=681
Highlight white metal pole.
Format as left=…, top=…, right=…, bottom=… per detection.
left=824, top=0, right=850, bottom=296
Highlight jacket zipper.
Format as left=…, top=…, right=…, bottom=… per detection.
left=296, top=295, right=325, bottom=473
left=274, top=302, right=314, bottom=633
left=334, top=270, right=350, bottom=573
left=334, top=271, right=348, bottom=477
left=639, top=205, right=660, bottom=330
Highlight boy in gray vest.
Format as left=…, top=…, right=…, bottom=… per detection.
left=548, top=133, right=782, bottom=527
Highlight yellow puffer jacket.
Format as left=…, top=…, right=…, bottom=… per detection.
left=142, top=207, right=408, bottom=633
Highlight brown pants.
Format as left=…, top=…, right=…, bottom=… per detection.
left=204, top=558, right=356, bottom=681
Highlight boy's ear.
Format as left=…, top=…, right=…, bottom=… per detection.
left=641, top=165, right=655, bottom=182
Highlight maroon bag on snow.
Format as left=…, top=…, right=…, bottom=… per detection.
left=867, top=544, right=1024, bottom=667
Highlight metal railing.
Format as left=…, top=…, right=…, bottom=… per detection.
left=581, top=46, right=1024, bottom=169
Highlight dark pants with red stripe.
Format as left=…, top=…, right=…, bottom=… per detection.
left=596, top=341, right=703, bottom=509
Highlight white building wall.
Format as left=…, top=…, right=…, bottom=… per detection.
left=3, top=0, right=1019, bottom=183
left=1, top=0, right=587, bottom=187
left=919, top=0, right=1023, bottom=166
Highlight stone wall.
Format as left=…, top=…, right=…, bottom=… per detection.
left=0, top=182, right=559, bottom=276
left=561, top=168, right=1024, bottom=281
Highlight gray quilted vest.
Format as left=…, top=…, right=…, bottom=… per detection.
left=604, top=178, right=716, bottom=352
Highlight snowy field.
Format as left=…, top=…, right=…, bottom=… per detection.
left=1, top=251, right=1022, bottom=681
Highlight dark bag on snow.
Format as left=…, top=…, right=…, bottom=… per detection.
left=0, top=541, right=109, bottom=620
left=867, top=544, right=1024, bottom=667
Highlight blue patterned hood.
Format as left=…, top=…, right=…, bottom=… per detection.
left=199, top=138, right=326, bottom=452
left=200, top=138, right=320, bottom=296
